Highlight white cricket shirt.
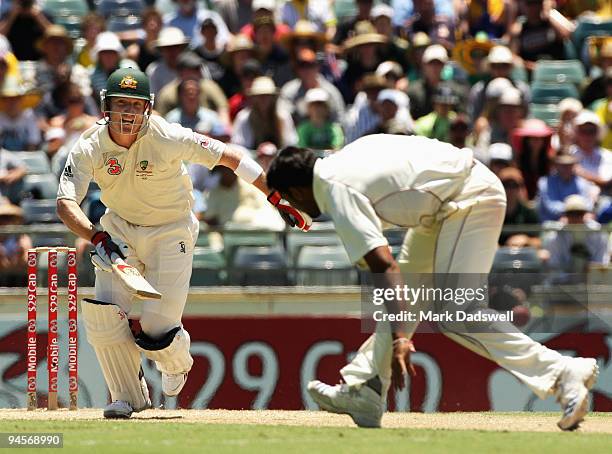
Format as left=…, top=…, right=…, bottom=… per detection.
left=57, top=115, right=226, bottom=226
left=313, top=134, right=475, bottom=263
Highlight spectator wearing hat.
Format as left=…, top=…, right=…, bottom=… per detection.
left=460, top=0, right=516, bottom=40
left=481, top=142, right=513, bottom=176
left=218, top=34, right=257, bottom=98
left=512, top=118, right=554, bottom=199
left=146, top=27, right=190, bottom=96
left=239, top=0, right=291, bottom=41
left=297, top=88, right=344, bottom=150
left=0, top=146, right=26, bottom=205
left=232, top=76, right=297, bottom=150
left=581, top=39, right=612, bottom=109
left=280, top=48, right=345, bottom=124
left=43, top=127, right=69, bottom=178
left=0, top=0, right=52, bottom=61
left=34, top=25, right=75, bottom=94
left=164, top=0, right=230, bottom=49
left=406, top=44, right=466, bottom=120
left=403, top=0, right=455, bottom=47
left=0, top=76, right=41, bottom=151
left=343, top=73, right=389, bottom=143
left=498, top=167, right=539, bottom=246
left=405, top=31, right=431, bottom=82
left=193, top=18, right=225, bottom=81
left=593, top=68, right=612, bottom=150
left=340, top=21, right=387, bottom=103
left=280, top=20, right=335, bottom=83
left=414, top=84, right=458, bottom=142
left=126, top=8, right=163, bottom=73
left=0, top=203, right=31, bottom=286
left=155, top=51, right=229, bottom=126
left=373, top=88, right=413, bottom=135
left=542, top=194, right=609, bottom=274
left=165, top=78, right=226, bottom=140
left=571, top=110, right=612, bottom=192
left=75, top=13, right=107, bottom=70
left=281, top=0, right=337, bottom=40
left=376, top=61, right=408, bottom=92
left=334, top=0, right=374, bottom=45
left=467, top=45, right=530, bottom=122
left=510, top=0, right=570, bottom=72
left=537, top=154, right=596, bottom=222
left=228, top=58, right=263, bottom=121
left=449, top=113, right=471, bottom=149
left=371, top=4, right=410, bottom=71
left=552, top=97, right=583, bottom=153
left=474, top=86, right=525, bottom=156
left=252, top=15, right=293, bottom=87
left=90, top=31, right=139, bottom=103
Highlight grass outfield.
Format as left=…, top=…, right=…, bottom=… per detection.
left=1, top=410, right=611, bottom=453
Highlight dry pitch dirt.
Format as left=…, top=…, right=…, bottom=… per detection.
left=2, top=409, right=612, bottom=433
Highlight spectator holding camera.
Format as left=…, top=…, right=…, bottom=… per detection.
left=0, top=0, right=52, bottom=61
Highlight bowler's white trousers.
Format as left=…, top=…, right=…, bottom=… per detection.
left=95, top=210, right=199, bottom=337
left=341, top=161, right=567, bottom=400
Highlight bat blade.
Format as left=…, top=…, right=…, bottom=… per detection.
left=111, top=260, right=162, bottom=299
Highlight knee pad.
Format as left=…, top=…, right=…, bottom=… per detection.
left=81, top=299, right=151, bottom=411
left=135, top=326, right=194, bottom=375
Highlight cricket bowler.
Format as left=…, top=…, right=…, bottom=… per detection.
left=56, top=68, right=310, bottom=418
left=266, top=134, right=599, bottom=431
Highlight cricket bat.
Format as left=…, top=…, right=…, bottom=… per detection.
left=111, top=255, right=162, bottom=300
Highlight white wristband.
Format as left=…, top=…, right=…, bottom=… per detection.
left=235, top=155, right=264, bottom=183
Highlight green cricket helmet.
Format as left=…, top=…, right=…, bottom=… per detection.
left=100, top=67, right=155, bottom=135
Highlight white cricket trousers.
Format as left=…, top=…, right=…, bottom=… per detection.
left=95, top=211, right=199, bottom=338
left=340, top=161, right=566, bottom=400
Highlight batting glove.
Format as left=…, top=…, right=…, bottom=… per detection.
left=91, top=231, right=128, bottom=271
left=267, top=191, right=312, bottom=232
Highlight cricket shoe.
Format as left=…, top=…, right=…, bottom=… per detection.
left=103, top=400, right=134, bottom=419
left=555, top=357, right=599, bottom=431
left=162, top=372, right=188, bottom=397
left=307, top=380, right=383, bottom=428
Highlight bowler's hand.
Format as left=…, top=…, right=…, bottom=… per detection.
left=267, top=191, right=312, bottom=232
left=391, top=338, right=416, bottom=391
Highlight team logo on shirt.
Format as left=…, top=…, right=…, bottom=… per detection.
left=139, top=160, right=148, bottom=171
left=63, top=165, right=73, bottom=178
left=119, top=76, right=138, bottom=90
left=136, top=160, right=154, bottom=180
left=105, top=157, right=123, bottom=175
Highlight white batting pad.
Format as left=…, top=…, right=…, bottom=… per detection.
left=136, top=326, right=194, bottom=375
left=82, top=299, right=151, bottom=411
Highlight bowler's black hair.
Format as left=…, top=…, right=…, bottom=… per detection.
left=266, top=146, right=318, bottom=192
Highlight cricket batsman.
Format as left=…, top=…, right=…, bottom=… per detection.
left=266, top=134, right=599, bottom=431
left=56, top=68, right=310, bottom=418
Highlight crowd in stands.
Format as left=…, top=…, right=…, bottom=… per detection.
left=0, top=0, right=611, bottom=285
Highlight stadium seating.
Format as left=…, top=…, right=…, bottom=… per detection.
left=96, top=0, right=145, bottom=19
left=191, top=247, right=226, bottom=286
left=572, top=17, right=612, bottom=59
left=11, top=151, right=51, bottom=175
left=532, top=60, right=586, bottom=85
left=107, top=14, right=142, bottom=33
left=295, top=245, right=357, bottom=286
left=21, top=199, right=60, bottom=224
left=530, top=82, right=580, bottom=105
left=222, top=228, right=281, bottom=265
left=286, top=228, right=342, bottom=265
left=21, top=174, right=59, bottom=200
left=42, top=0, right=89, bottom=38
left=229, top=245, right=289, bottom=286
left=529, top=103, right=560, bottom=127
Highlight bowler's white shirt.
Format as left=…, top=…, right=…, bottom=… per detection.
left=57, top=115, right=226, bottom=226
left=312, top=135, right=475, bottom=263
